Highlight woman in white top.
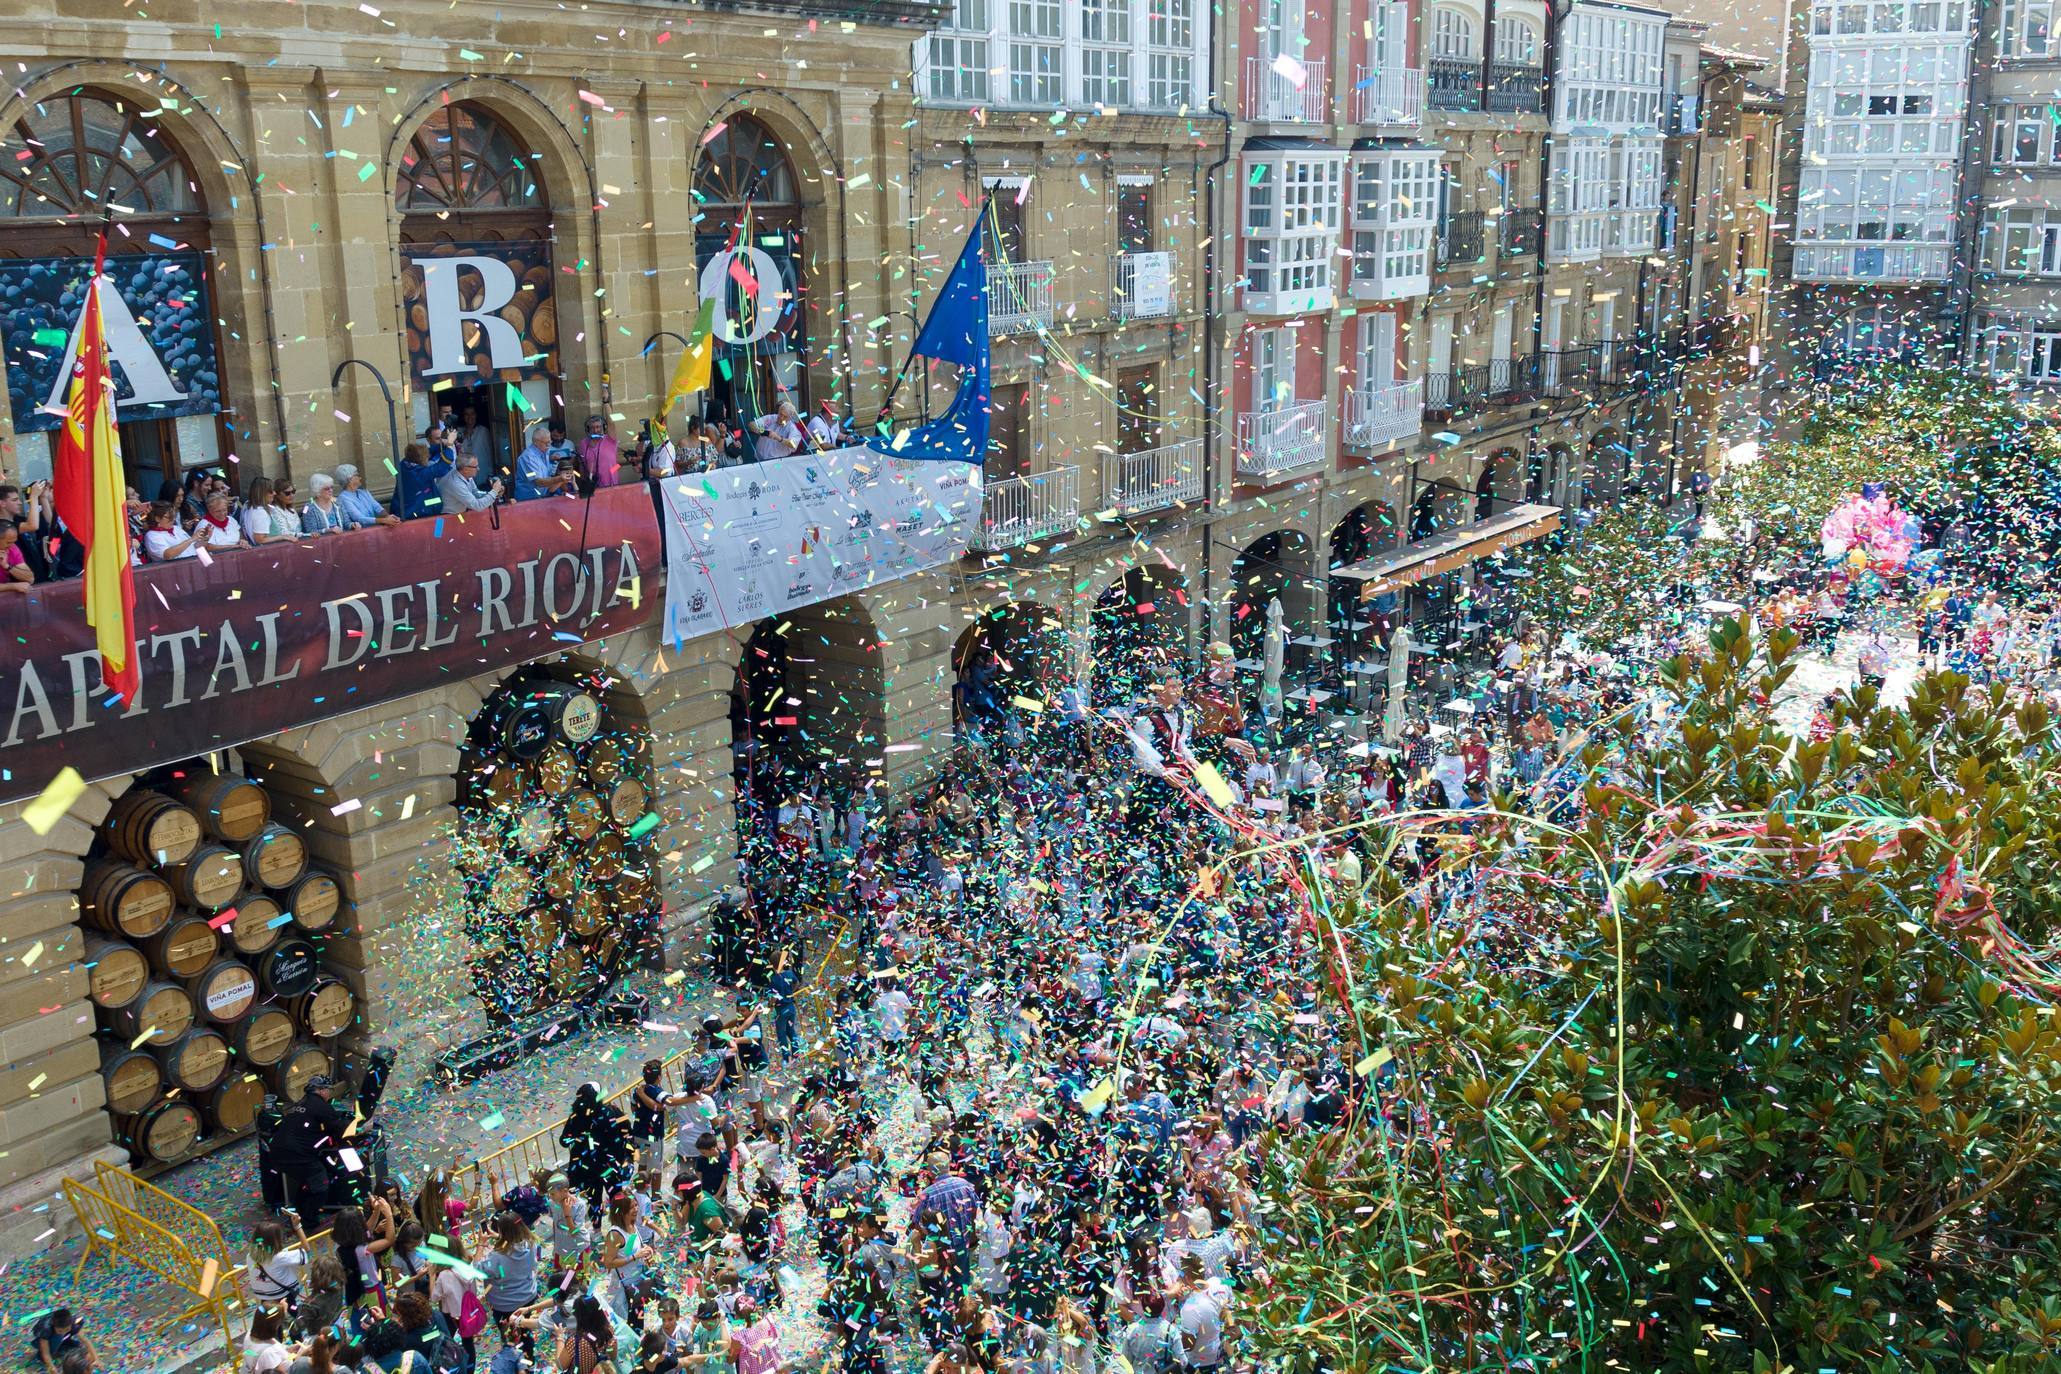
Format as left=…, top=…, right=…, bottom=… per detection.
left=141, top=502, right=200, bottom=562
left=243, top=477, right=290, bottom=544
left=196, top=492, right=251, bottom=551
left=243, top=1308, right=300, bottom=1374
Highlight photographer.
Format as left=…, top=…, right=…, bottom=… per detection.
left=439, top=452, right=504, bottom=513
left=270, top=1075, right=350, bottom=1217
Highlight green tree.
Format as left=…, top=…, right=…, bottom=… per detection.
left=1248, top=623, right=2061, bottom=1373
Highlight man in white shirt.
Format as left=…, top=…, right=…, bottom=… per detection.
left=806, top=401, right=844, bottom=451
left=1241, top=747, right=1278, bottom=798
left=438, top=454, right=502, bottom=512
left=751, top=402, right=807, bottom=460
left=872, top=979, right=914, bottom=1058
left=1175, top=1255, right=1229, bottom=1371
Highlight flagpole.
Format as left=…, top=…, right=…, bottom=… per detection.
left=875, top=194, right=992, bottom=435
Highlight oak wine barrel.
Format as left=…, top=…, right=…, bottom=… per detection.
left=206, top=1073, right=268, bottom=1135
left=167, top=773, right=270, bottom=843
left=122, top=1099, right=202, bottom=1164
left=233, top=1007, right=296, bottom=1067
left=80, top=862, right=175, bottom=940
left=487, top=866, right=533, bottom=914
left=223, top=893, right=284, bottom=958
left=611, top=865, right=656, bottom=910
left=567, top=888, right=605, bottom=938
left=256, top=939, right=321, bottom=1000
left=112, top=981, right=195, bottom=1047
left=541, top=859, right=576, bottom=901
left=589, top=833, right=625, bottom=882
left=293, top=975, right=356, bottom=1039
left=166, top=845, right=245, bottom=913
left=476, top=764, right=525, bottom=811
left=524, top=905, right=561, bottom=949
left=284, top=871, right=342, bottom=934
left=82, top=936, right=151, bottom=1011
left=536, top=745, right=578, bottom=796
left=514, top=804, right=556, bottom=854
left=145, top=915, right=222, bottom=979
left=156, top=1025, right=231, bottom=1093
left=585, top=737, right=626, bottom=787
left=183, top=958, right=258, bottom=1025
left=242, top=824, right=308, bottom=891
left=563, top=789, right=604, bottom=841
left=102, top=792, right=202, bottom=867
left=557, top=690, right=602, bottom=745
left=605, top=777, right=648, bottom=826
left=267, top=1043, right=331, bottom=1103
left=101, top=1048, right=165, bottom=1115
left=549, top=943, right=585, bottom=994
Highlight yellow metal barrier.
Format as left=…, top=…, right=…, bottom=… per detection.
left=61, top=1175, right=243, bottom=1372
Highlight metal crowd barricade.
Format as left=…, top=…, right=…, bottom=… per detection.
left=61, top=1172, right=244, bottom=1372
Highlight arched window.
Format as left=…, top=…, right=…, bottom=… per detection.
left=396, top=103, right=545, bottom=220
left=1432, top=8, right=1478, bottom=58
left=1494, top=17, right=1539, bottom=64
left=0, top=89, right=222, bottom=491
left=694, top=114, right=799, bottom=209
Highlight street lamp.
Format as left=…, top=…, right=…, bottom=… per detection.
left=330, top=359, right=400, bottom=476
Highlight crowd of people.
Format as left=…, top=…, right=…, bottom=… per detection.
left=0, top=396, right=857, bottom=580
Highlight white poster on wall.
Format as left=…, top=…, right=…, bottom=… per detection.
left=658, top=445, right=981, bottom=642
left=1129, top=252, right=1172, bottom=317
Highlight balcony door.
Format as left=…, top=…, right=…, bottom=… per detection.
left=1490, top=303, right=1514, bottom=362
left=988, top=382, right=1030, bottom=480
left=1117, top=368, right=1160, bottom=454
left=1373, top=2, right=1411, bottom=73
left=1118, top=184, right=1154, bottom=254
left=1357, top=313, right=1398, bottom=391
left=986, top=188, right=1029, bottom=265
left=1253, top=327, right=1298, bottom=413
left=1262, top=0, right=1304, bottom=61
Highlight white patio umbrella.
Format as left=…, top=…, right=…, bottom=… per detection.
left=1383, top=621, right=1413, bottom=744
left=1261, top=596, right=1287, bottom=720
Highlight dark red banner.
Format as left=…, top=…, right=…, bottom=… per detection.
left=0, top=484, right=661, bottom=808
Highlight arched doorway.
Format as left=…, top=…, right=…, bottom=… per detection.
left=1586, top=428, right=1623, bottom=506
left=1328, top=502, right=1400, bottom=670
left=1530, top=441, right=1578, bottom=508
left=1091, top=564, right=1188, bottom=706
left=396, top=101, right=556, bottom=480
left=1478, top=447, right=1524, bottom=519
left=953, top=601, right=1068, bottom=736
left=692, top=113, right=809, bottom=429
left=1227, top=530, right=1316, bottom=677
left=1, top=88, right=228, bottom=493
left=729, top=595, right=886, bottom=843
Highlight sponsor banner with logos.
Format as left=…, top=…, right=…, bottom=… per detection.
left=658, top=444, right=980, bottom=641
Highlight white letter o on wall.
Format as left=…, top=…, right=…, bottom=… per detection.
left=698, top=247, right=786, bottom=346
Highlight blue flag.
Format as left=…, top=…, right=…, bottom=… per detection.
left=867, top=221, right=989, bottom=465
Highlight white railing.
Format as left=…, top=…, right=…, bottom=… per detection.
left=987, top=260, right=1055, bottom=335
left=971, top=465, right=1080, bottom=551
left=1235, top=401, right=1329, bottom=482
left=1344, top=379, right=1425, bottom=452
left=1102, top=438, right=1205, bottom=516
left=1793, top=243, right=1953, bottom=283
left=1353, top=65, right=1425, bottom=126
left=1113, top=251, right=1175, bottom=320
left=1243, top=56, right=1329, bottom=122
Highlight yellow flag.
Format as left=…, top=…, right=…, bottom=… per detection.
left=662, top=297, right=718, bottom=414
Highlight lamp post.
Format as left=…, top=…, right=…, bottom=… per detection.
left=330, top=359, right=400, bottom=476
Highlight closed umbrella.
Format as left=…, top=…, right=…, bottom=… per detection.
left=1262, top=596, right=1287, bottom=721
left=1384, top=621, right=1413, bottom=744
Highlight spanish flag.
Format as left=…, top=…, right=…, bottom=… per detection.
left=52, top=238, right=139, bottom=706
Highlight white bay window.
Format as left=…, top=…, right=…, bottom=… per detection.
left=1244, top=152, right=1346, bottom=312
left=1349, top=149, right=1438, bottom=300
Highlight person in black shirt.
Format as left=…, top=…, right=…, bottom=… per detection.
left=269, top=1075, right=349, bottom=1216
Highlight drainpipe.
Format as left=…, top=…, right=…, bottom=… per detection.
left=1199, top=23, right=1236, bottom=658
left=1528, top=0, right=1566, bottom=483
left=1943, top=0, right=1996, bottom=355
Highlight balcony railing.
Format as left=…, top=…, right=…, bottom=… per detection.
left=1344, top=379, right=1425, bottom=451
left=1794, top=243, right=1954, bottom=283
left=1667, top=93, right=1702, bottom=136
left=971, top=466, right=1080, bottom=551
left=1486, top=62, right=1545, bottom=114
left=1540, top=345, right=1600, bottom=399
left=1236, top=401, right=1329, bottom=482
left=1244, top=55, right=1329, bottom=122
left=1353, top=65, right=1425, bottom=126
left=1499, top=207, right=1543, bottom=258
left=1427, top=56, right=1483, bottom=112
left=1486, top=353, right=1540, bottom=400
left=1437, top=211, right=1487, bottom=268
left=1113, top=250, right=1174, bottom=321
left=1103, top=438, right=1206, bottom=516
left=988, top=260, right=1055, bottom=335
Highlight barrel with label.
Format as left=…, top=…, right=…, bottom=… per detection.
left=82, top=936, right=150, bottom=1011
left=558, top=689, right=602, bottom=745
left=122, top=1099, right=202, bottom=1164
left=488, top=687, right=559, bottom=760
left=267, top=1043, right=331, bottom=1103
left=157, top=1025, right=231, bottom=1093
left=101, top=1048, right=165, bottom=1115
left=294, top=975, right=356, bottom=1039
left=234, top=1006, right=297, bottom=1067
left=585, top=736, right=626, bottom=787
left=206, top=1073, right=268, bottom=1135
left=564, top=790, right=604, bottom=841
left=168, top=773, right=271, bottom=843
left=183, top=958, right=258, bottom=1025
left=81, top=861, right=176, bottom=941
left=242, top=824, right=308, bottom=891
left=606, top=777, right=648, bottom=827
left=102, top=792, right=202, bottom=867
left=256, top=939, right=321, bottom=1001
left=224, top=893, right=284, bottom=958
left=284, top=871, right=342, bottom=934
left=112, top=981, right=195, bottom=1047
left=145, top=915, right=222, bottom=979
left=166, top=845, right=245, bottom=913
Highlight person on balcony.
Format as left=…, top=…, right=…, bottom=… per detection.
left=140, top=502, right=200, bottom=563
left=300, top=473, right=350, bottom=536
left=580, top=415, right=621, bottom=489
left=242, top=477, right=295, bottom=546
left=514, top=421, right=574, bottom=501
left=807, top=400, right=846, bottom=452
left=750, top=402, right=807, bottom=461
left=440, top=453, right=504, bottom=514
left=330, top=465, right=402, bottom=529
left=395, top=441, right=452, bottom=520
left=198, top=490, right=253, bottom=553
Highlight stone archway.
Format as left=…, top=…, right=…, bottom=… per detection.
left=1328, top=502, right=1400, bottom=669
left=730, top=595, right=888, bottom=839
left=1226, top=529, right=1317, bottom=671
left=952, top=600, right=1069, bottom=736
left=1090, top=563, right=1190, bottom=706
left=1478, top=447, right=1526, bottom=520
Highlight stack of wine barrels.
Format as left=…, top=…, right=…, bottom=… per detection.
left=457, top=680, right=662, bottom=1021
left=80, top=773, right=359, bottom=1174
